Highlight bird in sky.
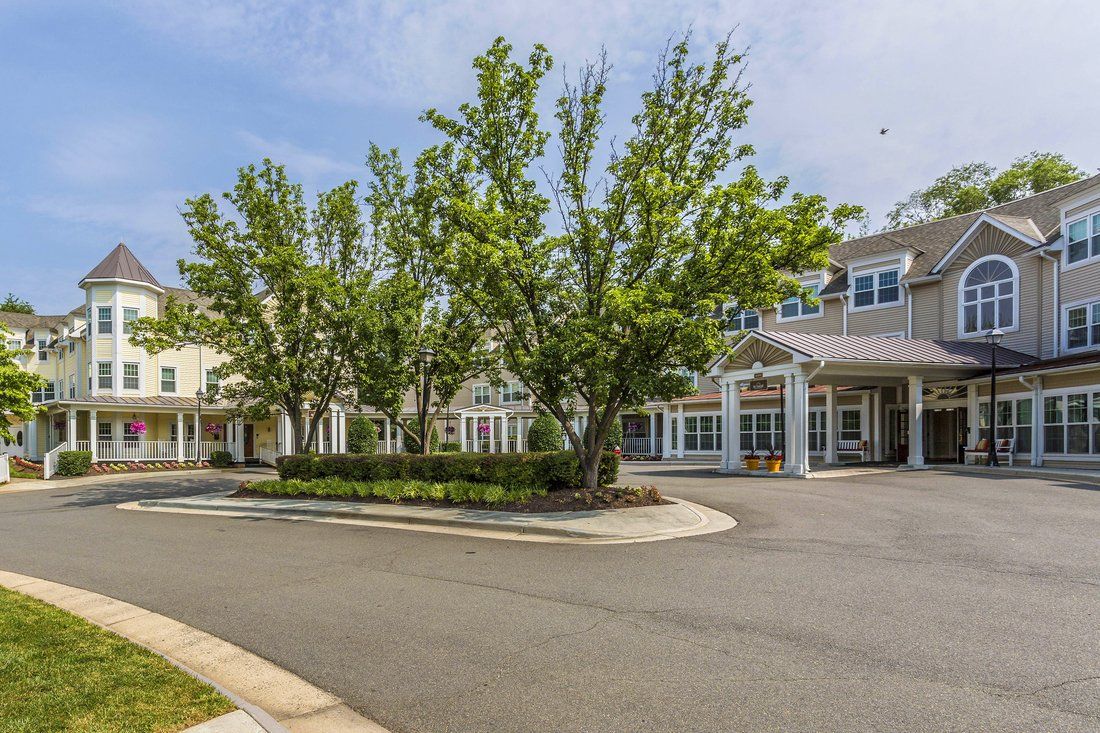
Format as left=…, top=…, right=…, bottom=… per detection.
left=880, top=128, right=890, bottom=135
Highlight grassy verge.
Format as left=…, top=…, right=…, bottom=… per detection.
left=247, top=476, right=546, bottom=506
left=0, top=586, right=234, bottom=732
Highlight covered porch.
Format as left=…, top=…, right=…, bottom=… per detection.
left=711, top=331, right=1036, bottom=477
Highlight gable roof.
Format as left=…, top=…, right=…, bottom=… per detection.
left=822, top=173, right=1100, bottom=291
left=0, top=311, right=72, bottom=334
left=80, top=243, right=163, bottom=290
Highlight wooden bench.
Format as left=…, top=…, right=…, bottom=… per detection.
left=963, top=438, right=1015, bottom=466
left=836, top=439, right=869, bottom=462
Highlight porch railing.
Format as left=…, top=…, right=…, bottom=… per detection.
left=463, top=439, right=526, bottom=453
left=185, top=441, right=231, bottom=461
left=376, top=440, right=398, bottom=454
left=43, top=441, right=67, bottom=479
left=0, top=453, right=9, bottom=484
left=97, top=440, right=178, bottom=463
left=622, top=437, right=662, bottom=456
left=259, top=447, right=280, bottom=467
left=321, top=441, right=332, bottom=454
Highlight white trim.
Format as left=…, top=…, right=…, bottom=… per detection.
left=1061, top=207, right=1100, bottom=271
left=1060, top=296, right=1100, bottom=354
left=471, top=383, right=492, bottom=406
left=774, top=274, right=825, bottom=323
left=847, top=263, right=903, bottom=313
left=871, top=331, right=907, bottom=339
left=956, top=254, right=1021, bottom=339
left=159, top=365, right=178, bottom=394
left=931, top=213, right=1044, bottom=275
left=79, top=277, right=165, bottom=294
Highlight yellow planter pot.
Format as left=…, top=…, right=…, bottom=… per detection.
left=743, top=458, right=760, bottom=471
left=765, top=459, right=782, bottom=473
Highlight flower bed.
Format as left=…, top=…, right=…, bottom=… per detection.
left=88, top=461, right=213, bottom=475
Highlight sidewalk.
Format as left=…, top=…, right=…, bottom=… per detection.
left=0, top=466, right=274, bottom=494
left=122, top=491, right=737, bottom=544
left=935, top=463, right=1100, bottom=485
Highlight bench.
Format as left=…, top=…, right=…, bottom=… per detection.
left=836, top=439, right=869, bottom=462
left=963, top=438, right=1015, bottom=466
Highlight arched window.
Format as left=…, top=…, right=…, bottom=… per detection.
left=960, top=255, right=1017, bottom=336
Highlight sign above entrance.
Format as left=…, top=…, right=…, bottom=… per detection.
left=749, top=378, right=768, bottom=391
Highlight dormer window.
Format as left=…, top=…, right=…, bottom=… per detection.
left=724, top=305, right=759, bottom=331
left=959, top=255, right=1018, bottom=336
left=852, top=268, right=900, bottom=309
left=777, top=280, right=822, bottom=322
left=1066, top=213, right=1100, bottom=266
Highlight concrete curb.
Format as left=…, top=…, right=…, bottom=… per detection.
left=933, top=464, right=1100, bottom=486
left=120, top=491, right=737, bottom=544
left=0, top=570, right=389, bottom=733
left=0, top=466, right=272, bottom=494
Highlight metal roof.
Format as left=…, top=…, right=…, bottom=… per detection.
left=753, top=331, right=1037, bottom=368
left=80, top=243, right=162, bottom=289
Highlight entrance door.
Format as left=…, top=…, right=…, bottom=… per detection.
left=926, top=409, right=958, bottom=462
left=243, top=424, right=255, bottom=459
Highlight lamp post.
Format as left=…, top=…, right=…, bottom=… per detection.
left=985, top=328, right=1004, bottom=467
left=417, top=347, right=436, bottom=454
left=195, top=388, right=206, bottom=459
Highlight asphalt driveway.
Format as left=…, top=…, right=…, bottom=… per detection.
left=0, top=466, right=1096, bottom=732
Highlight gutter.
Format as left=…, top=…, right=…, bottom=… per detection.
left=839, top=294, right=848, bottom=335
left=903, top=283, right=912, bottom=337
left=1018, top=375, right=1042, bottom=466
left=1037, top=250, right=1060, bottom=357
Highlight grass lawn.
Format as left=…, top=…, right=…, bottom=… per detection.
left=0, top=586, right=235, bottom=732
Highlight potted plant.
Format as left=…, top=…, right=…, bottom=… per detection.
left=743, top=447, right=761, bottom=470
left=765, top=448, right=783, bottom=473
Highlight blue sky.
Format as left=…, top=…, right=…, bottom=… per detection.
left=2, top=0, right=1097, bottom=313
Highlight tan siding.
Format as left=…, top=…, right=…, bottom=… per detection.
left=1039, top=370, right=1100, bottom=390
left=760, top=300, right=844, bottom=335
left=909, top=282, right=942, bottom=340
left=1060, top=260, right=1100, bottom=306
left=846, top=304, right=907, bottom=337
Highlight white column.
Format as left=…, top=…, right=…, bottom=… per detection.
left=675, top=403, right=685, bottom=458
left=395, top=419, right=404, bottom=452
left=193, top=410, right=201, bottom=460
left=330, top=409, right=340, bottom=453
left=67, top=409, right=77, bottom=448
left=661, top=408, right=672, bottom=458
left=458, top=416, right=466, bottom=452
left=384, top=416, right=392, bottom=453
left=233, top=418, right=245, bottom=462
left=648, top=410, right=657, bottom=456
left=860, top=392, right=871, bottom=448
left=488, top=416, right=496, bottom=453
left=719, top=381, right=731, bottom=470
left=518, top=415, right=527, bottom=451
left=824, top=384, right=837, bottom=464
left=783, top=372, right=795, bottom=463
left=967, top=383, right=980, bottom=447
left=1032, top=378, right=1043, bottom=467
left=177, top=411, right=185, bottom=462
left=315, top=411, right=324, bottom=453
left=790, top=373, right=809, bottom=475
left=871, top=389, right=883, bottom=461
left=908, top=376, right=925, bottom=467
left=730, top=382, right=742, bottom=469
left=89, top=410, right=99, bottom=463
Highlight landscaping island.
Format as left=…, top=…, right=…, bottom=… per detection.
left=235, top=450, right=667, bottom=513
left=0, top=586, right=233, bottom=731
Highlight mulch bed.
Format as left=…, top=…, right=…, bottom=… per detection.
left=229, top=485, right=669, bottom=514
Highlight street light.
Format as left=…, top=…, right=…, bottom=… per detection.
left=985, top=328, right=1004, bottom=467
left=417, top=348, right=436, bottom=454
left=195, top=388, right=206, bottom=458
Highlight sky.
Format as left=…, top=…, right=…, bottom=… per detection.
left=1, top=0, right=1097, bottom=314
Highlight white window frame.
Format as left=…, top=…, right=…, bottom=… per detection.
left=682, top=413, right=723, bottom=453
left=97, top=361, right=112, bottom=389
left=977, top=395, right=1033, bottom=453
left=871, top=331, right=907, bottom=338
left=738, top=409, right=785, bottom=453
left=1063, top=208, right=1100, bottom=270
left=1039, top=386, right=1100, bottom=457
left=205, top=369, right=219, bottom=394
left=957, top=255, right=1020, bottom=338
left=472, top=383, right=491, bottom=405
left=839, top=408, right=862, bottom=442
left=97, top=422, right=113, bottom=441
left=37, top=338, right=48, bottom=361
left=122, top=362, right=140, bottom=390
left=122, top=307, right=139, bottom=335
left=677, top=367, right=698, bottom=389
left=775, top=275, right=824, bottom=323
left=97, top=306, right=113, bottom=335
left=848, top=265, right=901, bottom=312
left=1062, top=297, right=1100, bottom=353
left=68, top=375, right=76, bottom=399
left=500, top=380, right=524, bottom=404
left=723, top=303, right=760, bottom=332
left=160, top=366, right=177, bottom=394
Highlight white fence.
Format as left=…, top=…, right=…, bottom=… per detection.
left=0, top=453, right=9, bottom=484
left=622, top=437, right=662, bottom=456
left=43, top=441, right=68, bottom=479
left=463, top=439, right=527, bottom=453
left=74, top=440, right=232, bottom=462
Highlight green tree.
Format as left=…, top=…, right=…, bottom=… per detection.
left=402, top=417, right=440, bottom=453
left=355, top=144, right=496, bottom=454
left=887, top=152, right=1085, bottom=229
left=0, top=294, right=33, bottom=314
left=0, top=333, right=45, bottom=441
left=346, top=415, right=379, bottom=453
left=423, top=36, right=860, bottom=488
left=131, top=160, right=377, bottom=455
left=526, top=412, right=563, bottom=452
left=585, top=419, right=623, bottom=452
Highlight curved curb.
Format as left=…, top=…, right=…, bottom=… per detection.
left=0, top=570, right=389, bottom=733
left=0, top=467, right=272, bottom=495
left=120, top=492, right=737, bottom=544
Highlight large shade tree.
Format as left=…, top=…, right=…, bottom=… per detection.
left=355, top=144, right=496, bottom=454
left=131, top=160, right=376, bottom=454
left=423, top=35, right=861, bottom=488
left=0, top=335, right=45, bottom=442
left=886, top=152, right=1086, bottom=229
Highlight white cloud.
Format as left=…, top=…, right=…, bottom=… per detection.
left=237, top=131, right=359, bottom=190
left=46, top=115, right=168, bottom=185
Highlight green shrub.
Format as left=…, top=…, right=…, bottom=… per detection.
left=347, top=416, right=379, bottom=454
left=276, top=449, right=619, bottom=489
left=526, top=413, right=563, bottom=452
left=402, top=418, right=440, bottom=454
left=209, top=450, right=234, bottom=468
left=584, top=420, right=624, bottom=451
left=438, top=442, right=461, bottom=453
left=247, top=477, right=542, bottom=506
left=56, top=451, right=92, bottom=477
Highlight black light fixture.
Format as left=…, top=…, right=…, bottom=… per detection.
left=417, top=348, right=436, bottom=453
left=984, top=328, right=1004, bottom=467
left=196, top=388, right=206, bottom=446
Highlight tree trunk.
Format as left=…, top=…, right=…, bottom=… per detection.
left=288, top=407, right=304, bottom=454
left=581, top=453, right=601, bottom=490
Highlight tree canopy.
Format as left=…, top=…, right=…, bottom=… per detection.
left=0, top=294, right=34, bottom=314
left=886, top=152, right=1086, bottom=229
left=0, top=337, right=45, bottom=442
left=131, top=160, right=376, bottom=454
left=422, top=35, right=861, bottom=487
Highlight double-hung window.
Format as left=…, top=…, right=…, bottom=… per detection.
left=122, top=307, right=138, bottom=334
left=205, top=369, right=219, bottom=395
left=97, top=361, right=112, bottom=389
left=97, top=307, right=113, bottom=335
left=724, top=305, right=760, bottom=331
left=123, top=362, right=140, bottom=390
left=807, top=409, right=827, bottom=452
left=37, top=339, right=47, bottom=361
left=1066, top=213, right=1100, bottom=266
left=472, top=384, right=491, bottom=405
left=740, top=412, right=784, bottom=452
left=978, top=397, right=1032, bottom=450
left=960, top=256, right=1016, bottom=335
left=160, top=367, right=177, bottom=393
left=1065, top=300, right=1100, bottom=351
left=683, top=415, right=722, bottom=452
left=778, top=283, right=821, bottom=321
left=852, top=268, right=900, bottom=308
left=1043, top=392, right=1100, bottom=455
left=98, top=423, right=113, bottom=441
left=68, top=375, right=76, bottom=399
left=839, top=409, right=862, bottom=442
left=500, top=381, right=523, bottom=403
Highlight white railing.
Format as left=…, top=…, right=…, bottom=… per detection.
left=184, top=441, right=231, bottom=461
left=0, top=453, right=9, bottom=484
left=97, top=440, right=178, bottom=463
left=463, top=439, right=526, bottom=453
left=376, top=440, right=398, bottom=454
left=622, top=436, right=661, bottom=456
left=259, top=447, right=280, bottom=467
left=75, top=440, right=91, bottom=452
left=43, top=441, right=68, bottom=479
left=321, top=441, right=332, bottom=454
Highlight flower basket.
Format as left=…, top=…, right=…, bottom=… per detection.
left=128, top=421, right=147, bottom=436
left=205, top=423, right=222, bottom=438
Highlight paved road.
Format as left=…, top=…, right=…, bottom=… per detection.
left=0, top=466, right=1097, bottom=732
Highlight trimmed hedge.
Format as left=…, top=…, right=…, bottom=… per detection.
left=248, top=477, right=541, bottom=506
left=276, top=449, right=619, bottom=490
left=56, top=451, right=92, bottom=477
left=526, top=413, right=563, bottom=452
left=438, top=442, right=461, bottom=453
left=209, top=450, right=234, bottom=468
left=347, top=416, right=379, bottom=454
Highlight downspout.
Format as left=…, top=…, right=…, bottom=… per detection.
left=806, top=360, right=826, bottom=383
left=1018, top=375, right=1042, bottom=466
left=839, top=294, right=848, bottom=335
left=1038, top=251, right=1059, bottom=357
left=903, top=282, right=913, bottom=338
